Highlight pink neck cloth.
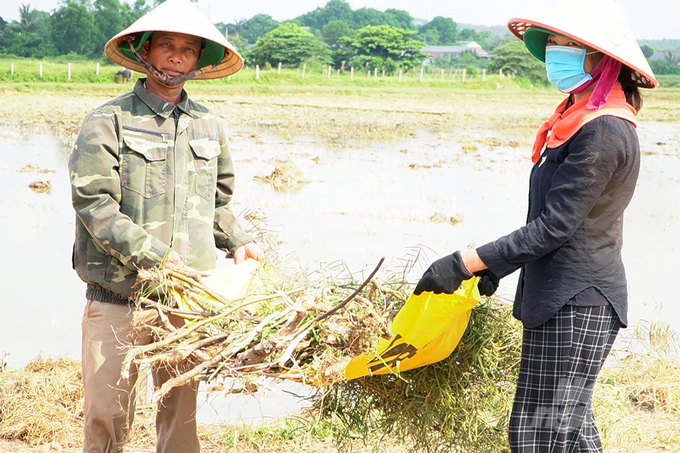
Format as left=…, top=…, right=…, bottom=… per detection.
left=571, top=54, right=622, bottom=110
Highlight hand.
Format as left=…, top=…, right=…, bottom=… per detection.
left=414, top=251, right=473, bottom=295
left=233, top=241, right=264, bottom=264
left=475, top=269, right=499, bottom=297
left=163, top=250, right=184, bottom=269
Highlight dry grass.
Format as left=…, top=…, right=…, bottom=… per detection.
left=0, top=357, right=83, bottom=447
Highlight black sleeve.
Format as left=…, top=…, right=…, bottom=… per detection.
left=477, top=117, right=627, bottom=278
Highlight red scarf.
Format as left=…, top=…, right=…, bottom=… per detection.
left=532, top=84, right=637, bottom=164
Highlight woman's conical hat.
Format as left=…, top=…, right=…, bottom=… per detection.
left=105, top=0, right=243, bottom=79
left=507, top=0, right=657, bottom=88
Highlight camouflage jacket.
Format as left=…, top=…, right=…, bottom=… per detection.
left=69, top=78, right=253, bottom=301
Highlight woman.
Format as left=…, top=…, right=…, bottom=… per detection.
left=414, top=0, right=657, bottom=451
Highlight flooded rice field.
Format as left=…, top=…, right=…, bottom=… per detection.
left=0, top=117, right=679, bottom=422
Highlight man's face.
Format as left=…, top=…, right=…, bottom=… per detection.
left=141, top=31, right=203, bottom=83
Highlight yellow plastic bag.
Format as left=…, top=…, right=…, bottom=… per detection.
left=345, top=277, right=481, bottom=380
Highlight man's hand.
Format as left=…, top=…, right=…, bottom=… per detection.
left=233, top=241, right=264, bottom=264
left=163, top=250, right=185, bottom=269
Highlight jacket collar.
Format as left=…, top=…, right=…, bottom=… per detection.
left=133, top=78, right=194, bottom=118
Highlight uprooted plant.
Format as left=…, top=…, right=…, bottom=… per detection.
left=124, top=255, right=413, bottom=401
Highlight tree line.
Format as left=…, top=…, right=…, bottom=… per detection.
left=1, top=0, right=675, bottom=79
left=0, top=0, right=515, bottom=72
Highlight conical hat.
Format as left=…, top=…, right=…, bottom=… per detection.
left=507, top=0, right=657, bottom=88
left=105, top=0, right=243, bottom=79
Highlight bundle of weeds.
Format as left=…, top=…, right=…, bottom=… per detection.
left=128, top=255, right=404, bottom=401
left=316, top=298, right=522, bottom=453
left=0, top=357, right=83, bottom=447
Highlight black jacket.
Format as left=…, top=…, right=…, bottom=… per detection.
left=477, top=115, right=640, bottom=328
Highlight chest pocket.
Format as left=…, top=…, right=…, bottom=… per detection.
left=189, top=138, right=221, bottom=200
left=120, top=128, right=169, bottom=198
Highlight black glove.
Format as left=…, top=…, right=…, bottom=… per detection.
left=475, top=269, right=500, bottom=297
left=414, top=251, right=473, bottom=295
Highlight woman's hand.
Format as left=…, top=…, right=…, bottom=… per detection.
left=414, top=251, right=473, bottom=295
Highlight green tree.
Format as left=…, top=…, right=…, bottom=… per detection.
left=341, top=25, right=426, bottom=73
left=0, top=17, right=7, bottom=47
left=322, top=20, right=353, bottom=46
left=239, top=14, right=279, bottom=44
left=51, top=0, right=97, bottom=56
left=458, top=28, right=495, bottom=51
left=92, top=0, right=126, bottom=56
left=418, top=16, right=458, bottom=45
left=487, top=40, right=547, bottom=85
left=12, top=4, right=41, bottom=33
left=247, top=22, right=331, bottom=67
left=3, top=5, right=56, bottom=58
left=127, top=0, right=150, bottom=22
left=384, top=9, right=414, bottom=30
left=297, top=0, right=353, bottom=31
left=351, top=8, right=389, bottom=29
left=650, top=58, right=680, bottom=75
left=639, top=44, right=655, bottom=59
left=3, top=28, right=58, bottom=57
left=663, top=49, right=680, bottom=66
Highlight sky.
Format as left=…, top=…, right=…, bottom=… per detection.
left=0, top=0, right=678, bottom=41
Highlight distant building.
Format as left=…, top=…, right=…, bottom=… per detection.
left=421, top=41, right=492, bottom=62
left=649, top=51, right=680, bottom=62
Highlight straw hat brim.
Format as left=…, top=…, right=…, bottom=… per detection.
left=507, top=0, right=657, bottom=88
left=104, top=0, right=243, bottom=80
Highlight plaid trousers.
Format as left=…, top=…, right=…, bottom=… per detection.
left=509, top=305, right=620, bottom=453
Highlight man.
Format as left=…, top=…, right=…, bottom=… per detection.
left=68, top=1, right=262, bottom=451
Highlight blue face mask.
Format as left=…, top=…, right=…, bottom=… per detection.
left=545, top=46, right=593, bottom=93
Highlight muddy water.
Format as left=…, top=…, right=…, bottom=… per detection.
left=0, top=122, right=678, bottom=421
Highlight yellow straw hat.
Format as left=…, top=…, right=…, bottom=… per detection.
left=105, top=0, right=243, bottom=79
left=507, top=0, right=657, bottom=88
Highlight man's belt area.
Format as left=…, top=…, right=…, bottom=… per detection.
left=87, top=282, right=169, bottom=306
left=86, top=284, right=137, bottom=305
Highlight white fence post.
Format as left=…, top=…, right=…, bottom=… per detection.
left=96, top=62, right=100, bottom=75
left=462, top=68, right=466, bottom=83
left=277, top=62, right=282, bottom=74
left=419, top=65, right=424, bottom=82
left=40, top=62, right=43, bottom=78
left=68, top=63, right=72, bottom=80
left=256, top=65, right=260, bottom=79
left=302, top=63, right=306, bottom=78
left=350, top=66, right=354, bottom=81
left=398, top=69, right=402, bottom=82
